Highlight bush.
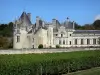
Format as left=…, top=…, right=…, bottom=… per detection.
left=56, top=45, right=60, bottom=48
left=38, top=44, right=43, bottom=49
left=0, top=51, right=100, bottom=75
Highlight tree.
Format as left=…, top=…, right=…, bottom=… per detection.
left=0, top=22, right=13, bottom=37
left=56, top=45, right=60, bottom=48
left=38, top=44, right=43, bottom=49
left=0, top=36, right=9, bottom=49
left=93, top=20, right=100, bottom=30
left=84, top=24, right=95, bottom=30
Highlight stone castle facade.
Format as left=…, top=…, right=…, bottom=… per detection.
left=13, top=12, right=100, bottom=49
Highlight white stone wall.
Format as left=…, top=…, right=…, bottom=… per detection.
left=47, top=26, right=54, bottom=47
left=13, top=29, right=32, bottom=49
left=34, top=28, right=48, bottom=48
left=72, top=36, right=99, bottom=47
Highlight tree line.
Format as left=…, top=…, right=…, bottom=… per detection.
left=75, top=20, right=100, bottom=30
left=0, top=22, right=13, bottom=49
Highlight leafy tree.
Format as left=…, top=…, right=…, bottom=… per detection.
left=0, top=22, right=13, bottom=37
left=84, top=24, right=95, bottom=30
left=56, top=45, right=60, bottom=48
left=38, top=44, right=43, bottom=49
left=0, top=36, right=9, bottom=49
left=93, top=20, right=100, bottom=30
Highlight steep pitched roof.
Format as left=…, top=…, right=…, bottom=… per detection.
left=64, top=21, right=73, bottom=29
left=19, top=12, right=32, bottom=26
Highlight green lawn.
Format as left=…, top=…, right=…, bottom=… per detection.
left=65, top=67, right=100, bottom=75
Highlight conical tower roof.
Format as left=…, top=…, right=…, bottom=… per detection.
left=19, top=12, right=32, bottom=27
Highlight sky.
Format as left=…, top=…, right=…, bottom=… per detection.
left=0, top=0, right=100, bottom=25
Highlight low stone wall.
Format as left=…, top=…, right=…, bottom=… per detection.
left=0, top=48, right=100, bottom=54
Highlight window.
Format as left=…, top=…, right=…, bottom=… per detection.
left=56, top=34, right=58, bottom=36
left=59, top=40, right=61, bottom=44
left=93, top=39, right=96, bottom=44
left=17, top=36, right=20, bottom=42
left=70, top=34, right=71, bottom=36
left=61, top=34, right=63, bottom=37
left=70, top=41, right=71, bottom=45
left=87, top=39, right=90, bottom=45
left=75, top=39, right=77, bottom=45
left=63, top=40, right=65, bottom=44
left=17, top=29, right=20, bottom=33
left=81, top=39, right=83, bottom=45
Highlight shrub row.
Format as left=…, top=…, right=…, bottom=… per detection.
left=0, top=51, right=100, bottom=75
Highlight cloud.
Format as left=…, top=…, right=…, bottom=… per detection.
left=95, top=15, right=100, bottom=21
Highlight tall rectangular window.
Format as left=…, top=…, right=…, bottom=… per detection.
left=70, top=41, right=71, bottom=45
left=61, top=34, right=63, bottom=37
left=75, top=39, right=77, bottom=45
left=87, top=39, right=90, bottom=45
left=17, top=36, right=20, bottom=42
left=93, top=39, right=96, bottom=44
left=63, top=40, right=65, bottom=44
left=59, top=40, right=61, bottom=44
left=81, top=39, right=83, bottom=45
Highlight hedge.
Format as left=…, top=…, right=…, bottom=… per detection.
left=0, top=50, right=100, bottom=75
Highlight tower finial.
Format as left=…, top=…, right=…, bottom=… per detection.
left=67, top=17, right=69, bottom=20
left=67, top=17, right=69, bottom=22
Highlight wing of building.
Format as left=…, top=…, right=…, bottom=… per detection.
left=13, top=12, right=100, bottom=49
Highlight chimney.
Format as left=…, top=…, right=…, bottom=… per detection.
left=52, top=18, right=56, bottom=25
left=27, top=13, right=31, bottom=20
left=73, top=21, right=75, bottom=29
left=36, top=16, right=40, bottom=29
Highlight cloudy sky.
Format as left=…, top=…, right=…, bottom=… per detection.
left=0, top=0, right=100, bottom=25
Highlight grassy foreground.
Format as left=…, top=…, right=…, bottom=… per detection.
left=65, top=67, right=100, bottom=75
left=0, top=50, right=100, bottom=75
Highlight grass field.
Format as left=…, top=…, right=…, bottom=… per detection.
left=0, top=50, right=100, bottom=75
left=0, top=50, right=100, bottom=62
left=65, top=67, right=100, bottom=75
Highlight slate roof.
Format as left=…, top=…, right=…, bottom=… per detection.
left=34, top=26, right=47, bottom=34
left=64, top=21, right=73, bottom=29
left=73, top=30, right=100, bottom=34
left=19, top=12, right=32, bottom=26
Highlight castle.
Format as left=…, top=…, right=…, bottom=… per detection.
left=13, top=12, right=100, bottom=49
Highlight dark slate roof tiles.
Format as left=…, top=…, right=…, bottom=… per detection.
left=73, top=30, right=100, bottom=34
